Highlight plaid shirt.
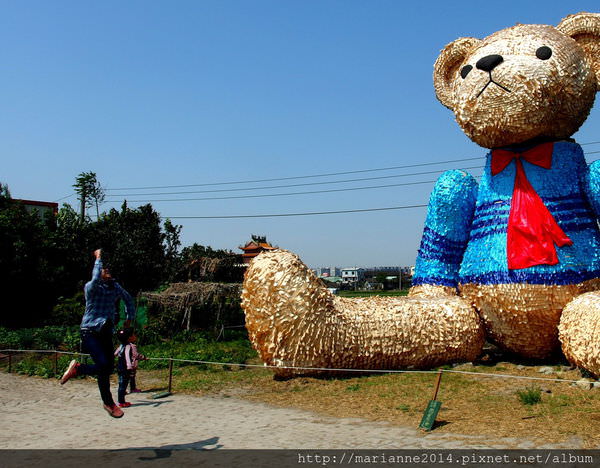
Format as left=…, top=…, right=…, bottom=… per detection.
left=81, top=259, right=135, bottom=331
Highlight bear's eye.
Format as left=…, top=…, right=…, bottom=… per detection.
left=536, top=46, right=552, bottom=60
left=460, top=65, right=473, bottom=79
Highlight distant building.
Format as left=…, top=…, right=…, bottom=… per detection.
left=14, top=199, right=58, bottom=218
left=313, top=264, right=414, bottom=284
left=364, top=266, right=414, bottom=279
left=315, top=266, right=341, bottom=277
left=370, top=266, right=398, bottom=272
left=320, top=276, right=343, bottom=290
left=341, top=267, right=365, bottom=284
left=239, top=236, right=277, bottom=265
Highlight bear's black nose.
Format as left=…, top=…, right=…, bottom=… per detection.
left=476, top=54, right=504, bottom=72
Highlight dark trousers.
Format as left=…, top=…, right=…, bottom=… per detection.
left=117, top=372, right=130, bottom=404
left=79, top=324, right=115, bottom=407
left=129, top=371, right=137, bottom=391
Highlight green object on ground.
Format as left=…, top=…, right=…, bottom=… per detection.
left=116, top=300, right=148, bottom=329
left=419, top=399, right=442, bottom=431
left=135, top=302, right=148, bottom=327
left=151, top=391, right=172, bottom=399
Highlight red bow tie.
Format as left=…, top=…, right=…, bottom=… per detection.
left=491, top=142, right=572, bottom=270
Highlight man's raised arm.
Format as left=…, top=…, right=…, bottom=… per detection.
left=88, top=249, right=103, bottom=287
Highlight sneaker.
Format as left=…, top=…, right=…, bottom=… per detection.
left=118, top=402, right=132, bottom=408
left=130, top=388, right=142, bottom=393
left=60, top=360, right=80, bottom=385
left=103, top=404, right=124, bottom=418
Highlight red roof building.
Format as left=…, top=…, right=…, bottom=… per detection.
left=239, top=240, right=276, bottom=264
left=14, top=199, right=59, bottom=217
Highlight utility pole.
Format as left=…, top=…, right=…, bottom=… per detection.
left=79, top=187, right=86, bottom=221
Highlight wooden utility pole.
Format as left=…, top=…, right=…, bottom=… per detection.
left=79, top=187, right=86, bottom=221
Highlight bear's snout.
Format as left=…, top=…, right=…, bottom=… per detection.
left=476, top=54, right=504, bottom=72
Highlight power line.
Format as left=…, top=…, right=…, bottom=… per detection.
left=100, top=154, right=600, bottom=204
left=103, top=142, right=600, bottom=192
left=107, top=151, right=600, bottom=200
left=53, top=193, right=75, bottom=202
left=99, top=172, right=482, bottom=205
left=105, top=166, right=483, bottom=197
left=105, top=179, right=444, bottom=203
left=57, top=143, right=600, bottom=202
left=159, top=204, right=429, bottom=219
left=105, top=156, right=483, bottom=191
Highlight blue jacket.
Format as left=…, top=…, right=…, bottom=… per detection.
left=81, top=259, right=136, bottom=331
left=413, top=141, right=600, bottom=288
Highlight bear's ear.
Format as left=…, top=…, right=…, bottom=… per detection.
left=434, top=37, right=480, bottom=110
left=557, top=12, right=600, bottom=88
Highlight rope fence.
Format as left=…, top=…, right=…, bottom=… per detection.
left=0, top=348, right=593, bottom=386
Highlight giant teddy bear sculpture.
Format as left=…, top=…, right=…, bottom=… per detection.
left=241, top=12, right=600, bottom=378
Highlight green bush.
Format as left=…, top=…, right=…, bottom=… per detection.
left=0, top=326, right=80, bottom=352
left=33, top=327, right=70, bottom=349
left=21, top=329, right=38, bottom=349
left=516, top=386, right=542, bottom=405
left=47, top=292, right=85, bottom=326
left=2, top=326, right=256, bottom=378
left=14, top=354, right=72, bottom=378
left=0, top=328, right=22, bottom=349
left=137, top=330, right=256, bottom=370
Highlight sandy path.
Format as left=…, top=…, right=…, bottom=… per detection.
left=0, top=372, right=581, bottom=450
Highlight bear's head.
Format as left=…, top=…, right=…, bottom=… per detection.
left=434, top=12, right=600, bottom=149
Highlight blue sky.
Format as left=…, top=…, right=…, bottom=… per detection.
left=2, top=1, right=599, bottom=267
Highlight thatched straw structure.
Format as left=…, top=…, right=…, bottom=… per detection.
left=142, top=282, right=242, bottom=330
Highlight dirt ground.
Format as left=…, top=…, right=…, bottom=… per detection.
left=0, top=372, right=585, bottom=450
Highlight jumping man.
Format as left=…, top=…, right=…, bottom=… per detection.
left=60, top=249, right=136, bottom=418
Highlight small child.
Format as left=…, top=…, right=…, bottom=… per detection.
left=114, top=328, right=137, bottom=408
left=127, top=334, right=147, bottom=393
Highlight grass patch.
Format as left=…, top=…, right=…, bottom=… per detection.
left=0, top=326, right=80, bottom=352
left=138, top=332, right=257, bottom=370
left=516, top=386, right=542, bottom=405
left=1, top=328, right=257, bottom=379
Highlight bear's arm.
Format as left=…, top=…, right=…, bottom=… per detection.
left=411, top=170, right=478, bottom=292
left=583, top=160, right=600, bottom=218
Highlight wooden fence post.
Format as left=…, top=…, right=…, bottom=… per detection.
left=8, top=353, right=12, bottom=373
left=53, top=352, right=59, bottom=376
left=168, top=358, right=174, bottom=394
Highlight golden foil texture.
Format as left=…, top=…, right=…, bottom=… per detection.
left=242, top=250, right=484, bottom=377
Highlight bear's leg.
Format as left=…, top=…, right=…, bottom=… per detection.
left=461, top=284, right=573, bottom=359
left=559, top=291, right=600, bottom=375
left=242, top=249, right=484, bottom=378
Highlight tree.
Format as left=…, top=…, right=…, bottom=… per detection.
left=73, top=171, right=105, bottom=220
left=179, top=243, right=243, bottom=283
left=163, top=219, right=182, bottom=282
left=89, top=202, right=182, bottom=294
left=1, top=177, right=184, bottom=326
left=375, top=272, right=388, bottom=285
left=0, top=183, right=11, bottom=201
left=0, top=184, right=61, bottom=326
